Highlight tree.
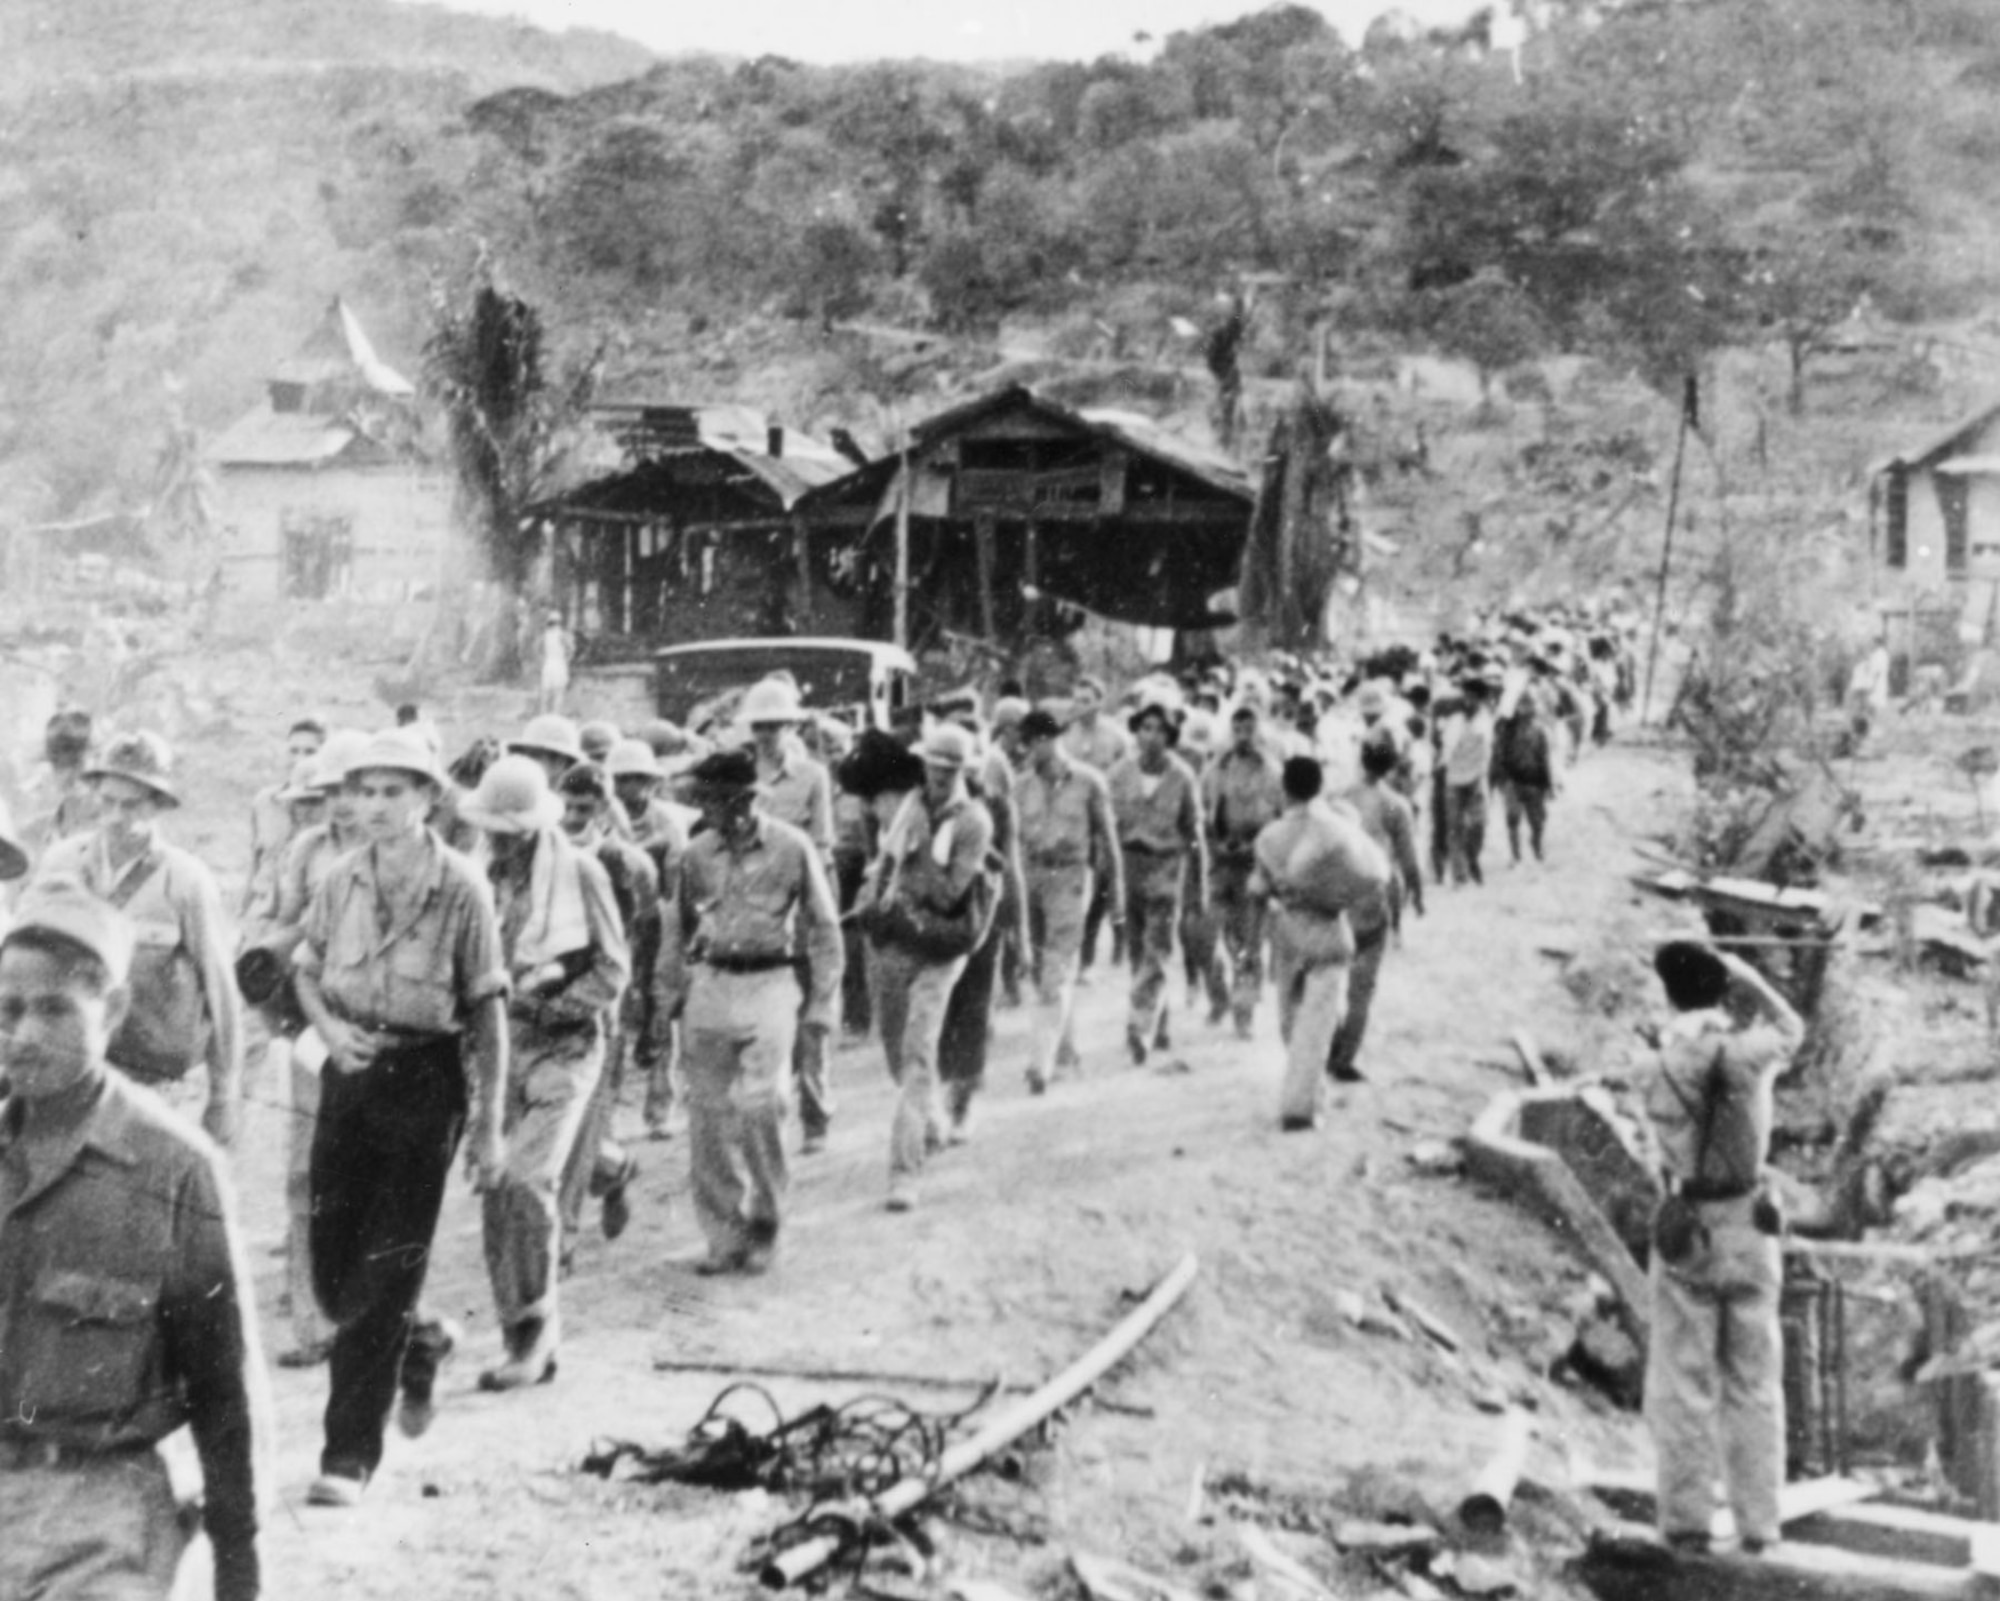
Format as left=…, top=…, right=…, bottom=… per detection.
left=792, top=219, right=876, bottom=329
left=423, top=266, right=599, bottom=674
left=1419, top=271, right=1548, bottom=413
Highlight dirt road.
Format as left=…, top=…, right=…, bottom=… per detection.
left=208, top=737, right=1685, bottom=1598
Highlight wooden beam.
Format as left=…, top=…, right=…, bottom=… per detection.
left=1787, top=1502, right=1988, bottom=1568
left=1579, top=1522, right=1981, bottom=1601
left=1581, top=1472, right=1878, bottom=1539
left=974, top=510, right=998, bottom=644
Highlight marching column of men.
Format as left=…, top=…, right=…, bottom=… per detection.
left=0, top=601, right=1636, bottom=1592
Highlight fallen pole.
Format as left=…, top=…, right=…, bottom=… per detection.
left=1458, top=1408, right=1533, bottom=1534
left=757, top=1252, right=1200, bottom=1589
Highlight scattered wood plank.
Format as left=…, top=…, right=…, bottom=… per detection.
left=1579, top=1522, right=1978, bottom=1601
left=1235, top=1522, right=1338, bottom=1601
left=1509, top=1030, right=1549, bottom=1086
left=1787, top=1502, right=1984, bottom=1568
left=1383, top=1288, right=1464, bottom=1354
left=1070, top=1551, right=1202, bottom=1601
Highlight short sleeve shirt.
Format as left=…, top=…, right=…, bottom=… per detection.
left=295, top=831, right=508, bottom=1034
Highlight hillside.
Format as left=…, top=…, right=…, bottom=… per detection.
left=6, top=0, right=2000, bottom=541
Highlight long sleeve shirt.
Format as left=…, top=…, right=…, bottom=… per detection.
left=41, top=829, right=244, bottom=1098
left=681, top=815, right=843, bottom=1026
left=0, top=1072, right=269, bottom=1599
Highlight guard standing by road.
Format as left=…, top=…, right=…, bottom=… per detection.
left=461, top=756, right=629, bottom=1391
left=1200, top=703, right=1285, bottom=1037
left=1015, top=709, right=1123, bottom=1093
left=678, top=750, right=841, bottom=1274
left=1105, top=700, right=1208, bottom=1065
left=292, top=728, right=510, bottom=1509
left=40, top=732, right=245, bottom=1152
left=1642, top=941, right=1804, bottom=1555
left=0, top=876, right=269, bottom=1601
left=741, top=677, right=839, bottom=1155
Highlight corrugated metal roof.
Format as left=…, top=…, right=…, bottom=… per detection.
left=268, top=298, right=414, bottom=396
left=209, top=408, right=362, bottom=467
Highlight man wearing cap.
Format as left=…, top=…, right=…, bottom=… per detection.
left=741, top=676, right=840, bottom=1154
left=607, top=737, right=689, bottom=1138
left=1328, top=731, right=1423, bottom=1083
left=291, top=729, right=510, bottom=1507
left=678, top=749, right=842, bottom=1271
left=460, top=756, right=628, bottom=1388
left=1201, top=703, right=1285, bottom=1037
left=856, top=725, right=994, bottom=1208
left=1016, top=709, right=1123, bottom=1093
left=39, top=732, right=245, bottom=1151
left=0, top=876, right=269, bottom=1600
left=243, top=717, right=327, bottom=925
left=1642, top=941, right=1804, bottom=1555
left=1061, top=677, right=1131, bottom=977
left=554, top=761, right=652, bottom=1254
left=1250, top=757, right=1389, bottom=1131
left=1106, top=701, right=1208, bottom=1066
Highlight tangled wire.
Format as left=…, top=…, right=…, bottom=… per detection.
left=579, top=1379, right=1003, bottom=1568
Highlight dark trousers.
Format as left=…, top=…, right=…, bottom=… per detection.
left=311, top=1036, right=465, bottom=1478
left=835, top=849, right=872, bottom=1038
left=938, top=924, right=1001, bottom=1122
left=1326, top=923, right=1388, bottom=1080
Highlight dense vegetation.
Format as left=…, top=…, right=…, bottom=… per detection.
left=6, top=0, right=2000, bottom=522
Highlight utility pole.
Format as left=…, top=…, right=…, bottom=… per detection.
left=1641, top=375, right=1698, bottom=727
left=894, top=424, right=910, bottom=650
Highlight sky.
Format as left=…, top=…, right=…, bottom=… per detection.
left=424, top=0, right=1495, bottom=65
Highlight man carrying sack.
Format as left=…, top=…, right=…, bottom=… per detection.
left=1642, top=940, right=1805, bottom=1555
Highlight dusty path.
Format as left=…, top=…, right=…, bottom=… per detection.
left=211, top=738, right=1688, bottom=1598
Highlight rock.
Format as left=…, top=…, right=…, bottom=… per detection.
left=1452, top=1555, right=1519, bottom=1596
left=1330, top=1519, right=1443, bottom=1558
left=1408, top=1140, right=1464, bottom=1176
left=1568, top=1312, right=1644, bottom=1409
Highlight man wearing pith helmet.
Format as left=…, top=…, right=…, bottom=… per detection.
left=739, top=675, right=839, bottom=1155
left=40, top=731, right=245, bottom=1152
left=607, top=736, right=688, bottom=1139
left=291, top=727, right=510, bottom=1510
left=0, top=876, right=270, bottom=1601
left=459, top=755, right=628, bottom=1392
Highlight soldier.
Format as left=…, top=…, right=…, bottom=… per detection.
left=460, top=756, right=629, bottom=1390
left=1329, top=731, right=1423, bottom=1083
left=292, top=729, right=509, bottom=1508
left=678, top=750, right=841, bottom=1273
left=1062, top=676, right=1131, bottom=978
left=0, top=877, right=269, bottom=1601
left=856, top=725, right=994, bottom=1210
left=1201, top=703, right=1285, bottom=1037
left=242, top=716, right=326, bottom=925
left=1250, top=758, right=1388, bottom=1132
left=607, top=737, right=688, bottom=1139
left=740, top=677, right=839, bottom=1155
left=41, top=732, right=245, bottom=1151
left=1015, top=709, right=1123, bottom=1093
left=1642, top=941, right=1804, bottom=1554
left=1105, top=700, right=1208, bottom=1065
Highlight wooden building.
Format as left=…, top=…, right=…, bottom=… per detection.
left=209, top=298, right=451, bottom=600
left=532, top=403, right=855, bottom=655
left=791, top=385, right=1255, bottom=650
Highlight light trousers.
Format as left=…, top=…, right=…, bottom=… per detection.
left=871, top=940, right=969, bottom=1183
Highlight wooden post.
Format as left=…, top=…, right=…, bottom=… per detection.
left=793, top=515, right=814, bottom=632
left=1641, top=375, right=1696, bottom=727
left=974, top=510, right=998, bottom=646
left=1024, top=517, right=1040, bottom=638
left=894, top=441, right=910, bottom=651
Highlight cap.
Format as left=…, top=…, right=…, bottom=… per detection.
left=1019, top=708, right=1064, bottom=742
left=992, top=697, right=1029, bottom=731
left=509, top=714, right=584, bottom=767
left=917, top=724, right=975, bottom=770
left=579, top=720, right=621, bottom=761
left=4, top=875, right=135, bottom=984
left=835, top=729, right=925, bottom=799
left=83, top=732, right=178, bottom=806
left=458, top=755, right=564, bottom=835
left=688, top=749, right=759, bottom=792
left=738, top=678, right=805, bottom=725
